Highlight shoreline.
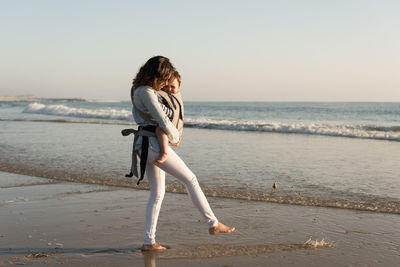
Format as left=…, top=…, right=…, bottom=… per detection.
left=1, top=171, right=399, bottom=266
left=1, top=162, right=399, bottom=215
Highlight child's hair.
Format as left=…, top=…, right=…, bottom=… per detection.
left=132, top=56, right=176, bottom=91
left=170, top=70, right=181, bottom=86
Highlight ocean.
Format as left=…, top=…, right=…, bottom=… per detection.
left=1, top=100, right=399, bottom=214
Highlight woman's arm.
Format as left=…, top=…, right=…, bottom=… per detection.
left=135, top=87, right=180, bottom=144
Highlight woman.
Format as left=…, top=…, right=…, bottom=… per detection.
left=130, top=56, right=235, bottom=251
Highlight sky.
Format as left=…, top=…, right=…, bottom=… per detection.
left=1, top=0, right=399, bottom=101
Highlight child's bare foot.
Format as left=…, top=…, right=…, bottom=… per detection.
left=141, top=243, right=167, bottom=251
left=209, top=222, right=235, bottom=235
left=156, top=153, right=168, bottom=164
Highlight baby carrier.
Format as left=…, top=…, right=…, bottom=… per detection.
left=122, top=88, right=184, bottom=185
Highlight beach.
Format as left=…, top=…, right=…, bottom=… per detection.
left=2, top=0, right=400, bottom=264
left=1, top=100, right=399, bottom=266
left=1, top=171, right=399, bottom=266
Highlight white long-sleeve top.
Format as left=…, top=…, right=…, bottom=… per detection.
left=132, top=85, right=180, bottom=152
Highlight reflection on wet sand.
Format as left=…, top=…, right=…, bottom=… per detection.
left=142, top=241, right=333, bottom=266
left=143, top=251, right=157, bottom=267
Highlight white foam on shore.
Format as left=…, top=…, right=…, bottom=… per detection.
left=304, top=238, right=334, bottom=248
left=185, top=118, right=400, bottom=141
left=22, top=103, right=400, bottom=141
left=23, top=102, right=131, bottom=121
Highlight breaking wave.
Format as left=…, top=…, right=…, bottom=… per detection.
left=23, top=103, right=400, bottom=141
left=184, top=118, right=400, bottom=141
left=23, top=102, right=132, bottom=121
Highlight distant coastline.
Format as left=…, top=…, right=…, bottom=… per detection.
left=0, top=95, right=86, bottom=102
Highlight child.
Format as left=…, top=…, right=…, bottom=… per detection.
left=156, top=71, right=183, bottom=163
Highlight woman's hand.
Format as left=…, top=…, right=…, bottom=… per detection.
left=170, top=137, right=181, bottom=146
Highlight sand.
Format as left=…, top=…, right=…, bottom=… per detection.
left=0, top=171, right=399, bottom=266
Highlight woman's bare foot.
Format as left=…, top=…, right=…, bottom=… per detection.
left=156, top=153, right=168, bottom=164
left=209, top=222, right=235, bottom=235
left=141, top=243, right=167, bottom=251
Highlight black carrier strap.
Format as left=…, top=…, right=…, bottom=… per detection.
left=137, top=125, right=155, bottom=185
left=138, top=135, right=148, bottom=185
left=122, top=125, right=156, bottom=185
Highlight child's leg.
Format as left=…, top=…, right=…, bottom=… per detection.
left=155, top=126, right=169, bottom=163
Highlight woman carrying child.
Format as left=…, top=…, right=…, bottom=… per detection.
left=154, top=70, right=183, bottom=164
left=130, top=56, right=235, bottom=251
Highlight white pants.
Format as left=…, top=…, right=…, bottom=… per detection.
left=143, top=146, right=218, bottom=245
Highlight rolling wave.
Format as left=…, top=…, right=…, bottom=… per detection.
left=184, top=118, right=400, bottom=141
left=23, top=102, right=400, bottom=141
left=23, top=102, right=132, bottom=121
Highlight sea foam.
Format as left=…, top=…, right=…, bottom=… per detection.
left=184, top=118, right=400, bottom=141
left=23, top=103, right=400, bottom=141
left=23, top=102, right=131, bottom=121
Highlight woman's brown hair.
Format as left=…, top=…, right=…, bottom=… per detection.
left=132, top=56, right=176, bottom=91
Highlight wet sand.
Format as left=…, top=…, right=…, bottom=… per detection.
left=0, top=171, right=399, bottom=266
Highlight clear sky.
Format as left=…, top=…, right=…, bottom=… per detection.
left=1, top=0, right=399, bottom=101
